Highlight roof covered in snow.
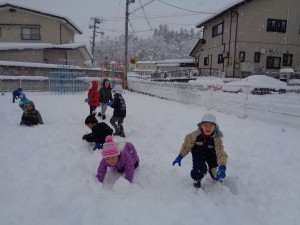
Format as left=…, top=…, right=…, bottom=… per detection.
left=0, top=3, right=82, bottom=34
left=196, top=0, right=252, bottom=28
left=0, top=42, right=92, bottom=60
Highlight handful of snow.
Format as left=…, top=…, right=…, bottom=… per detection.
left=113, top=177, right=131, bottom=194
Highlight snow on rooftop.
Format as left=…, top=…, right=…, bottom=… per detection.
left=0, top=42, right=87, bottom=51
left=195, top=0, right=244, bottom=27
left=0, top=75, right=48, bottom=80
left=0, top=60, right=82, bottom=69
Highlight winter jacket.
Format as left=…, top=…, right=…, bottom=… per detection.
left=18, top=93, right=29, bottom=110
left=96, top=142, right=139, bottom=183
left=111, top=93, right=126, bottom=118
left=88, top=80, right=100, bottom=107
left=12, top=88, right=22, bottom=98
left=83, top=122, right=113, bottom=144
left=99, top=79, right=112, bottom=103
left=20, top=101, right=43, bottom=126
left=179, top=128, right=228, bottom=176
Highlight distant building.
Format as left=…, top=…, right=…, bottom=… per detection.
left=0, top=3, right=92, bottom=67
left=134, top=61, right=157, bottom=75
left=190, top=0, right=300, bottom=78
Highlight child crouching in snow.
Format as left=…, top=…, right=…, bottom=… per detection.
left=20, top=101, right=43, bottom=126
left=82, top=112, right=113, bottom=150
left=172, top=113, right=228, bottom=189
left=96, top=136, right=139, bottom=183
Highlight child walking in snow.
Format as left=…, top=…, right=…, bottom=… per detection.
left=18, top=92, right=29, bottom=110
left=96, top=136, right=139, bottom=183
left=109, top=84, right=126, bottom=138
left=172, top=113, right=228, bottom=189
left=98, top=78, right=112, bottom=120
left=85, top=80, right=100, bottom=115
left=12, top=87, right=22, bottom=103
left=82, top=112, right=113, bottom=150
left=20, top=101, right=43, bottom=126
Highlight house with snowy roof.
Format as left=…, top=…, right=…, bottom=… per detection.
left=189, top=0, right=300, bottom=78
left=0, top=3, right=92, bottom=67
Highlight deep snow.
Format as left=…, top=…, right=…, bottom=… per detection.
left=0, top=91, right=300, bottom=225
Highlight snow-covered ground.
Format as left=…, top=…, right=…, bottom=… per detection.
left=1, top=91, right=300, bottom=225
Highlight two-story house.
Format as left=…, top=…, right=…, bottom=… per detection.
left=0, top=3, right=92, bottom=67
left=190, top=0, right=300, bottom=78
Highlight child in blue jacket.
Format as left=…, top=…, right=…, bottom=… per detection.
left=12, top=87, right=22, bottom=103
left=18, top=92, right=29, bottom=110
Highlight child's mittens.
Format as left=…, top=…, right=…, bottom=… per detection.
left=84, top=97, right=90, bottom=103
left=93, top=142, right=103, bottom=151
left=106, top=101, right=112, bottom=107
left=172, top=154, right=183, bottom=166
left=216, top=165, right=226, bottom=180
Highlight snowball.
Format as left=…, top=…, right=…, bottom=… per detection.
left=113, top=177, right=131, bottom=194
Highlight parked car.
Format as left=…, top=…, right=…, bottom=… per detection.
left=222, top=75, right=287, bottom=95
left=279, top=68, right=294, bottom=82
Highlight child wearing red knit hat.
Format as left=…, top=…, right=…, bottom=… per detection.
left=96, top=136, right=140, bottom=183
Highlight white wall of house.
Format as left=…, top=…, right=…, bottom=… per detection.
left=0, top=9, right=74, bottom=44
left=195, top=0, right=300, bottom=77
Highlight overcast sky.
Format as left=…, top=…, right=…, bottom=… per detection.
left=2, top=0, right=240, bottom=45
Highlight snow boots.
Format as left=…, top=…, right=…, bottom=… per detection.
left=193, top=180, right=201, bottom=189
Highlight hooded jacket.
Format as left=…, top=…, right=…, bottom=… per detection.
left=20, top=101, right=43, bottom=126
left=88, top=80, right=100, bottom=107
left=18, top=93, right=29, bottom=110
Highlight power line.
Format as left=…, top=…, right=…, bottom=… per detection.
left=156, top=0, right=217, bottom=14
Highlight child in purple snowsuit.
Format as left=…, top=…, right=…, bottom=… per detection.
left=96, top=136, right=139, bottom=183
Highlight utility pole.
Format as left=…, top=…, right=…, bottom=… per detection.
left=124, top=0, right=135, bottom=90
left=89, top=17, right=104, bottom=66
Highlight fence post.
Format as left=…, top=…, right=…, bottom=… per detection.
left=241, top=85, right=249, bottom=118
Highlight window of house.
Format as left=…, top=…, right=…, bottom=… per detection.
left=21, top=27, right=40, bottom=40
left=212, top=23, right=223, bottom=37
left=283, top=54, right=293, bottom=66
left=218, top=54, right=224, bottom=64
left=239, top=51, right=245, bottom=62
left=266, top=56, right=281, bottom=69
left=267, top=19, right=287, bottom=33
left=254, top=52, right=260, bottom=63
left=204, top=57, right=209, bottom=66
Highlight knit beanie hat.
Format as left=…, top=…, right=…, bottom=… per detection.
left=101, top=136, right=120, bottom=158
left=85, top=112, right=98, bottom=125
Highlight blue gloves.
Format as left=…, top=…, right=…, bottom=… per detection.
left=216, top=165, right=226, bottom=180
left=106, top=102, right=112, bottom=107
left=93, top=142, right=103, bottom=151
left=84, top=98, right=90, bottom=102
left=172, top=154, right=183, bottom=166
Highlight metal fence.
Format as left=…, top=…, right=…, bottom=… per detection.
left=128, top=80, right=300, bottom=129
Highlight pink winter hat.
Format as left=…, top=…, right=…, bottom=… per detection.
left=101, top=136, right=120, bottom=158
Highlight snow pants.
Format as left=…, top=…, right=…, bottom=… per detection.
left=190, top=148, right=218, bottom=181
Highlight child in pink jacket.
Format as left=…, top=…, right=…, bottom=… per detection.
left=96, top=136, right=139, bottom=183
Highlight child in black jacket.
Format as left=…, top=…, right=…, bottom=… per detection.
left=20, top=101, right=43, bottom=126
left=82, top=112, right=113, bottom=150
left=109, top=84, right=126, bottom=138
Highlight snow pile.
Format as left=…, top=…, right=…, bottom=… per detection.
left=188, top=76, right=224, bottom=88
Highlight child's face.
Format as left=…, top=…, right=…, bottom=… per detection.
left=86, top=123, right=93, bottom=129
left=25, top=105, right=33, bottom=111
left=200, top=122, right=216, bottom=136
left=105, top=156, right=119, bottom=166
left=105, top=82, right=109, bottom=88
